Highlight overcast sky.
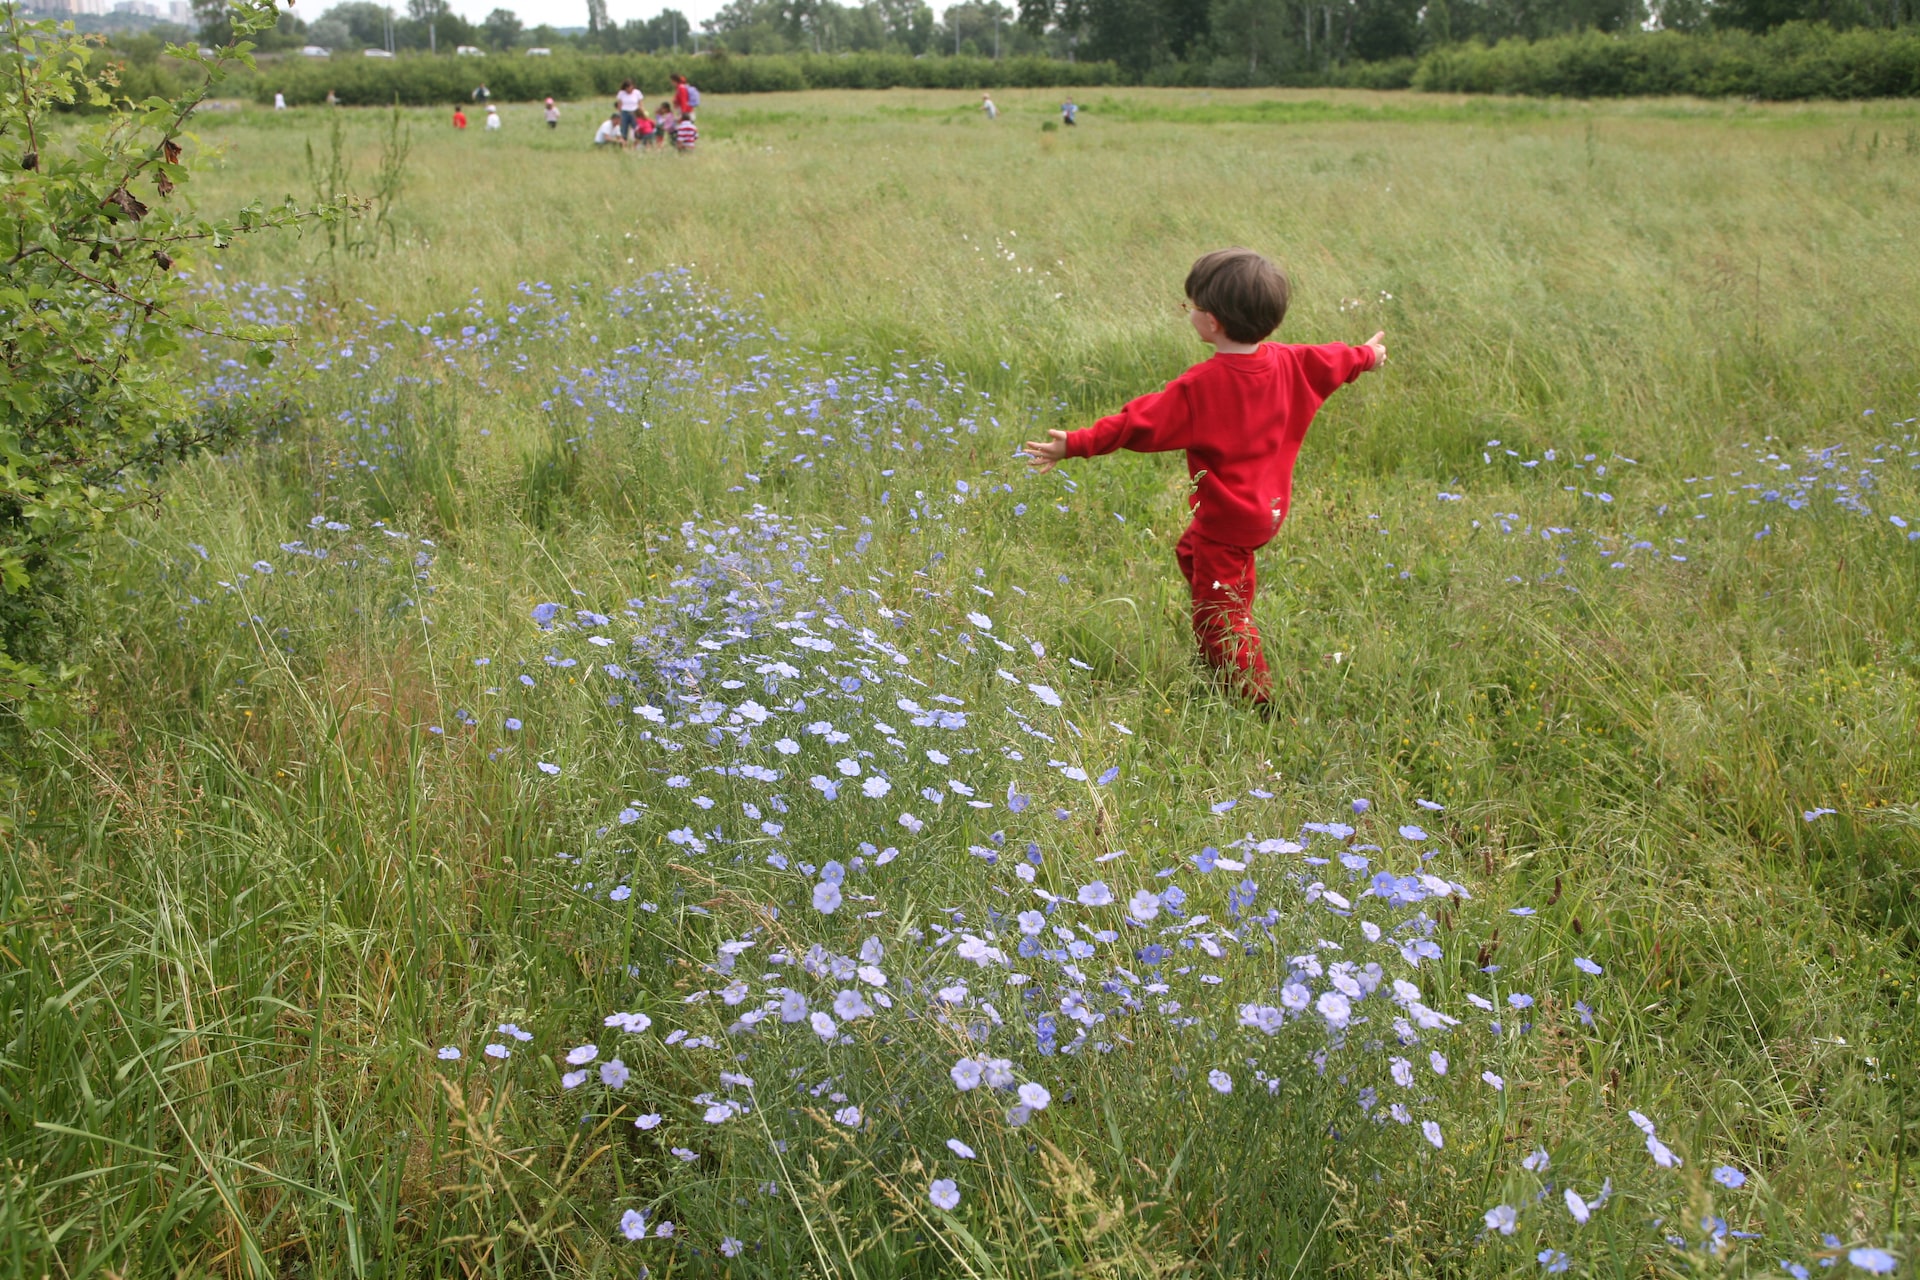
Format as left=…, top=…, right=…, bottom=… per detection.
left=434, top=0, right=733, bottom=31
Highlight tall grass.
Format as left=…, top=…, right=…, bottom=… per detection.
left=3, top=88, right=1917, bottom=1275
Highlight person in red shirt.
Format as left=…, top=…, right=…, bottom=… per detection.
left=452, top=106, right=467, bottom=130
left=1025, top=248, right=1386, bottom=703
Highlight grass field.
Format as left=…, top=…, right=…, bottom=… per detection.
left=5, top=87, right=1920, bottom=1276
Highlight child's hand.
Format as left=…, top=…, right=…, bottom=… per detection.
left=1364, top=331, right=1387, bottom=369
left=1023, top=430, right=1069, bottom=473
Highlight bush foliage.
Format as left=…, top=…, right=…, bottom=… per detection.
left=254, top=50, right=1126, bottom=106
left=0, top=0, right=327, bottom=701
left=248, top=22, right=1920, bottom=106
left=1413, top=22, right=1920, bottom=97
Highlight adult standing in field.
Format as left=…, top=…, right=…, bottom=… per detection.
left=325, top=88, right=337, bottom=106
left=615, top=80, right=644, bottom=143
left=673, top=73, right=698, bottom=119
left=982, top=92, right=997, bottom=120
left=472, top=83, right=491, bottom=102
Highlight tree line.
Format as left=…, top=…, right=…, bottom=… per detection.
left=207, top=0, right=1912, bottom=76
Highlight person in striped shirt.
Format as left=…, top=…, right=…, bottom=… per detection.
left=673, top=113, right=698, bottom=151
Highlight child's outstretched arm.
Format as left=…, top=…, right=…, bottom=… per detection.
left=1023, top=429, right=1069, bottom=474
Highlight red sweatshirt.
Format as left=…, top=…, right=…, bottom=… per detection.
left=1065, top=341, right=1376, bottom=548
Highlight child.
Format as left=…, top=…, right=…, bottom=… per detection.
left=484, top=103, right=501, bottom=131
left=544, top=97, right=560, bottom=129
left=1061, top=98, right=1077, bottom=125
left=1024, top=248, right=1386, bottom=703
left=652, top=102, right=675, bottom=146
left=673, top=111, right=698, bottom=151
left=982, top=92, right=997, bottom=120
left=452, top=105, right=467, bottom=130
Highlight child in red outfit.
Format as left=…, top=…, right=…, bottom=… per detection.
left=1025, top=248, right=1385, bottom=702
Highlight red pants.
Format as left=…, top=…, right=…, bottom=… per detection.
left=1176, top=523, right=1272, bottom=701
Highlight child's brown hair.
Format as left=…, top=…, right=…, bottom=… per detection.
left=1184, top=248, right=1290, bottom=344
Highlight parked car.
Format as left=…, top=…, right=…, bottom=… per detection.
left=525, top=46, right=551, bottom=55
left=300, top=45, right=331, bottom=57
left=364, top=48, right=395, bottom=57
left=455, top=45, right=484, bottom=55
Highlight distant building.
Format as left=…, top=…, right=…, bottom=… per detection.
left=525, top=46, right=550, bottom=55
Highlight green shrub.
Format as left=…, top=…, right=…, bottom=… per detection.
left=252, top=50, right=1125, bottom=106
left=1412, top=23, right=1920, bottom=99
left=0, top=2, right=331, bottom=701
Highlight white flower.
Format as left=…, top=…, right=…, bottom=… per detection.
left=833, top=1105, right=862, bottom=1127
left=1076, top=881, right=1113, bottom=907
left=946, top=1138, right=976, bottom=1159
left=565, top=1044, right=598, bottom=1065
left=1017, top=1082, right=1050, bottom=1111
left=1564, top=1188, right=1590, bottom=1224
left=1129, top=889, right=1161, bottom=920
left=1428, top=1051, right=1449, bottom=1075
left=1422, top=1120, right=1444, bottom=1149
left=634, top=1113, right=662, bottom=1130
left=1315, top=990, right=1352, bottom=1029
left=950, top=1058, right=984, bottom=1091
left=809, top=1011, right=837, bottom=1039
left=862, top=775, right=892, bottom=798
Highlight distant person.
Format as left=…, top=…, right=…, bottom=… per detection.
left=981, top=92, right=997, bottom=120
left=651, top=101, right=675, bottom=146
left=593, top=111, right=621, bottom=145
left=325, top=88, right=338, bottom=106
left=485, top=103, right=501, bottom=131
left=635, top=110, right=656, bottom=146
left=615, top=80, right=643, bottom=141
left=453, top=105, right=468, bottom=129
left=673, top=112, right=697, bottom=151
left=1062, top=98, right=1077, bottom=126
left=1023, top=248, right=1387, bottom=705
left=544, top=97, right=560, bottom=129
left=273, top=91, right=287, bottom=110
left=672, top=73, right=697, bottom=119
left=472, top=83, right=491, bottom=102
